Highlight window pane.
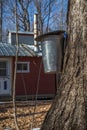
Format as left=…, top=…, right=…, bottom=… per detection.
left=4, top=81, right=7, bottom=90
left=23, top=64, right=27, bottom=71
left=0, top=69, right=7, bottom=76
left=17, top=64, right=22, bottom=71
left=0, top=61, right=7, bottom=68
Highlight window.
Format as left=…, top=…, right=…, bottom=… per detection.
left=0, top=61, right=7, bottom=76
left=17, top=62, right=29, bottom=73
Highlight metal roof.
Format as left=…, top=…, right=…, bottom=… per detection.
left=0, top=43, right=37, bottom=57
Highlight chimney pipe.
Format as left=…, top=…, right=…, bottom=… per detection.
left=34, top=13, right=38, bottom=52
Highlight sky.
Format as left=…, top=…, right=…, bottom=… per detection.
left=1, top=0, right=68, bottom=41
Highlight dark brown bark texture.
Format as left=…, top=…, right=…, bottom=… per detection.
left=41, top=0, right=87, bottom=130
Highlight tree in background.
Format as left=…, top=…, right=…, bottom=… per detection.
left=0, top=0, right=2, bottom=41
left=34, top=0, right=54, bottom=33
left=40, top=0, right=87, bottom=130
left=0, top=0, right=9, bottom=42
left=4, top=0, right=32, bottom=31
left=51, top=0, right=68, bottom=31
left=34, top=0, right=60, bottom=34
left=2, top=0, right=67, bottom=34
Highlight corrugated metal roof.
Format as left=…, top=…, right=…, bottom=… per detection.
left=0, top=43, right=37, bottom=57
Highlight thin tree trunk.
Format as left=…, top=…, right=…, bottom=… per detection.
left=41, top=0, right=87, bottom=130
left=0, top=0, right=2, bottom=41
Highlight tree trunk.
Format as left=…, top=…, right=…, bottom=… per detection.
left=41, top=0, right=87, bottom=130
left=0, top=0, right=2, bottom=41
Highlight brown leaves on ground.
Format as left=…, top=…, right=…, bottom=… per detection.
left=0, top=100, right=52, bottom=130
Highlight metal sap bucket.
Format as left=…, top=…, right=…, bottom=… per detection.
left=35, top=31, right=64, bottom=74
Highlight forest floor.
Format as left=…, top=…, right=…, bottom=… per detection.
left=0, top=100, right=52, bottom=130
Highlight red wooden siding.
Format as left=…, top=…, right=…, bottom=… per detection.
left=12, top=57, right=56, bottom=97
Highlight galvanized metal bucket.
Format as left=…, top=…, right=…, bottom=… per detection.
left=35, top=31, right=64, bottom=74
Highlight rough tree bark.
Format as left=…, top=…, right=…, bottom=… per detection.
left=41, top=0, right=87, bottom=130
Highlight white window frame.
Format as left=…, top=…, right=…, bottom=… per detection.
left=17, top=62, right=30, bottom=73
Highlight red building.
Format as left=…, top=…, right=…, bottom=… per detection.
left=0, top=41, right=56, bottom=98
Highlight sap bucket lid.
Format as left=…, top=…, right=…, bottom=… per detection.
left=35, top=30, right=65, bottom=41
